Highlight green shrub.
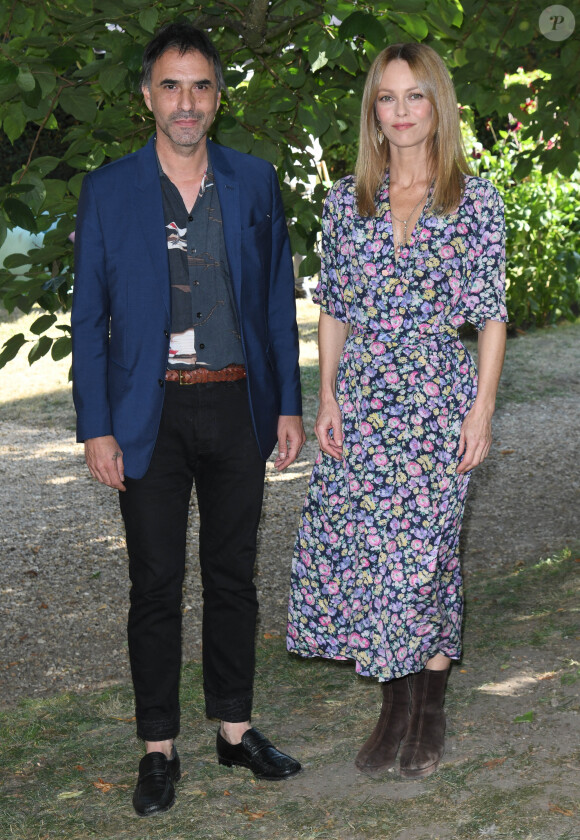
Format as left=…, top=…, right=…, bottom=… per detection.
left=471, top=129, right=580, bottom=329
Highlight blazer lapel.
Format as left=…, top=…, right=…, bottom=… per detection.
left=207, top=140, right=242, bottom=306
left=135, top=137, right=170, bottom=319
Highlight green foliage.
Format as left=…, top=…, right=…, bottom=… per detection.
left=470, top=124, right=580, bottom=328
left=1, top=0, right=579, bottom=366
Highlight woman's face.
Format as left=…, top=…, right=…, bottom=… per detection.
left=375, top=59, right=434, bottom=152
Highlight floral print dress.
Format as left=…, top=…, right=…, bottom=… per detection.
left=287, top=172, right=507, bottom=681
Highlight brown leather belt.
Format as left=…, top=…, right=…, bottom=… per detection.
left=165, top=364, right=246, bottom=385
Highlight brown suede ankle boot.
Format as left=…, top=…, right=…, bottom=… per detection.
left=355, top=676, right=411, bottom=775
left=399, top=668, right=449, bottom=779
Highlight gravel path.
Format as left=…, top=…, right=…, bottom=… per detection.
left=1, top=392, right=578, bottom=706
left=1, top=320, right=579, bottom=707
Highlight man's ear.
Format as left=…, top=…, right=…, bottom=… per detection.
left=142, top=84, right=152, bottom=111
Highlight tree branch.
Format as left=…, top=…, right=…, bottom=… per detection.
left=457, top=0, right=490, bottom=46
left=17, top=86, right=65, bottom=183
left=488, top=0, right=521, bottom=73
left=267, top=4, right=324, bottom=42
left=221, top=0, right=244, bottom=14
left=3, top=0, right=18, bottom=41
left=239, top=0, right=270, bottom=49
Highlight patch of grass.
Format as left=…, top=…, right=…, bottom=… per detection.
left=2, top=546, right=579, bottom=840
left=465, top=320, right=580, bottom=409
left=299, top=363, right=320, bottom=402
left=465, top=547, right=580, bottom=652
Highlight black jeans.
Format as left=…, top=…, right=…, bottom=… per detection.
left=119, top=379, right=266, bottom=741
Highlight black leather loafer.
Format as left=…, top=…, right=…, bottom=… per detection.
left=132, top=747, right=181, bottom=816
left=216, top=727, right=301, bottom=780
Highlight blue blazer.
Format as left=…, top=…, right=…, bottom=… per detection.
left=72, top=137, right=302, bottom=478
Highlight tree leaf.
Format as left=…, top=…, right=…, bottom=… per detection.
left=0, top=333, right=27, bottom=368
left=28, top=335, right=52, bottom=364
left=22, top=79, right=43, bottom=109
left=2, top=107, right=27, bottom=143
left=138, top=7, right=158, bottom=33
left=558, top=152, right=579, bottom=178
left=16, top=66, right=36, bottom=93
left=28, top=156, right=62, bottom=177
left=400, top=14, right=429, bottom=40
left=339, top=12, right=386, bottom=48
left=48, top=45, right=81, bottom=71
left=0, top=60, right=19, bottom=85
left=3, top=198, right=36, bottom=231
left=252, top=138, right=278, bottom=165
left=268, top=93, right=295, bottom=113
left=3, top=252, right=33, bottom=269
left=42, top=179, right=68, bottom=208
left=99, top=64, right=128, bottom=95
left=68, top=173, right=86, bottom=199
left=30, top=313, right=57, bottom=335
left=59, top=86, right=97, bottom=121
left=298, top=250, right=321, bottom=277
left=51, top=335, right=72, bottom=361
left=15, top=173, right=46, bottom=214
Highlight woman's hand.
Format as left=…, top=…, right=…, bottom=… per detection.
left=456, top=405, right=493, bottom=474
left=315, top=396, right=344, bottom=460
left=457, top=319, right=506, bottom=474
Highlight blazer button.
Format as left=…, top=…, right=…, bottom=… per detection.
left=164, top=330, right=169, bottom=338
left=158, top=379, right=164, bottom=387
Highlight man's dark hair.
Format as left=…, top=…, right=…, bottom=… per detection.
left=140, top=22, right=225, bottom=91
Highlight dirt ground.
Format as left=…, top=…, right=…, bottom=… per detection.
left=0, top=306, right=579, bottom=839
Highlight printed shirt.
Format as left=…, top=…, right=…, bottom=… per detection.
left=159, top=154, right=244, bottom=370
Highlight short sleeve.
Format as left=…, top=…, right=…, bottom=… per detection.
left=312, top=183, right=349, bottom=323
left=461, top=181, right=508, bottom=331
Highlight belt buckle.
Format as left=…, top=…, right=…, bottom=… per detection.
left=178, top=369, right=185, bottom=385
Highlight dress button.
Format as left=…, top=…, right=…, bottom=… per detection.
left=188, top=215, right=193, bottom=221
left=197, top=312, right=202, bottom=318
left=199, top=343, right=205, bottom=349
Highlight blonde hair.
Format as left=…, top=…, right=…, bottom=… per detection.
left=355, top=43, right=471, bottom=217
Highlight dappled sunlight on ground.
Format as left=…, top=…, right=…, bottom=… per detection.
left=0, top=309, right=71, bottom=402
left=478, top=673, right=539, bottom=695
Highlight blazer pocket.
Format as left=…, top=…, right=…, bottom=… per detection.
left=241, top=213, right=272, bottom=235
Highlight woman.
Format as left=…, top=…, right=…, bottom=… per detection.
left=287, top=43, right=507, bottom=779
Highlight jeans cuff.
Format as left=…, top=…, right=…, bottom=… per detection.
left=136, top=715, right=180, bottom=742
left=205, top=692, right=253, bottom=722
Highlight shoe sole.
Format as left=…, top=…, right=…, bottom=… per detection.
left=399, top=755, right=443, bottom=779
left=218, top=757, right=301, bottom=781
left=133, top=793, right=176, bottom=817
left=133, top=771, right=181, bottom=816
left=355, top=760, right=397, bottom=776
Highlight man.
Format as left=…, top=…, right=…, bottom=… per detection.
left=71, top=23, right=305, bottom=817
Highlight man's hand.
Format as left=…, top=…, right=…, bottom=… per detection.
left=274, top=415, right=306, bottom=471
left=85, top=435, right=126, bottom=491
